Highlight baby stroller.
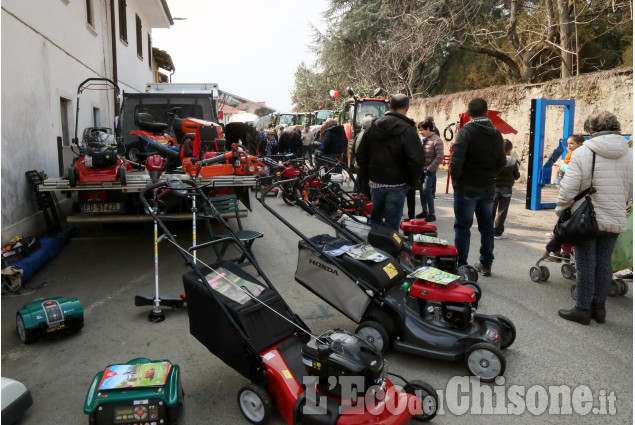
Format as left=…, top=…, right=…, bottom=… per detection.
left=529, top=248, right=578, bottom=299
left=530, top=247, right=628, bottom=300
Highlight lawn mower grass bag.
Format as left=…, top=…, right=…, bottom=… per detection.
left=295, top=234, right=405, bottom=323
left=182, top=261, right=297, bottom=379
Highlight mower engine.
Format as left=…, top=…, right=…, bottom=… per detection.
left=82, top=128, right=118, bottom=169
left=410, top=242, right=459, bottom=272
left=408, top=280, right=476, bottom=328
left=302, top=330, right=384, bottom=399
left=400, top=219, right=438, bottom=237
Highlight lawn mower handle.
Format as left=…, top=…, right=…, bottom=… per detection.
left=317, top=156, right=340, bottom=166
left=256, top=177, right=300, bottom=199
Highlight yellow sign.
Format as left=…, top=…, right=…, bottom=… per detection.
left=392, top=233, right=402, bottom=244
left=282, top=370, right=293, bottom=379
left=383, top=263, right=398, bottom=279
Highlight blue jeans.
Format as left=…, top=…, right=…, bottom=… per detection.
left=370, top=185, right=408, bottom=231
left=421, top=170, right=437, bottom=215
left=574, top=233, right=619, bottom=310
left=453, top=186, right=495, bottom=268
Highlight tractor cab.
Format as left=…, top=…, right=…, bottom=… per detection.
left=342, top=87, right=390, bottom=141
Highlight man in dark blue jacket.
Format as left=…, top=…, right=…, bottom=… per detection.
left=356, top=94, right=425, bottom=230
left=450, top=98, right=506, bottom=276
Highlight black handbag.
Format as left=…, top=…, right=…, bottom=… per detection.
left=554, top=152, right=599, bottom=245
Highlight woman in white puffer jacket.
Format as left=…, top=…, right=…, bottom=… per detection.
left=556, top=111, right=633, bottom=325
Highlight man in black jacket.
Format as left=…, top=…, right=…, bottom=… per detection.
left=317, top=118, right=348, bottom=171
left=450, top=97, right=506, bottom=276
left=356, top=94, right=425, bottom=230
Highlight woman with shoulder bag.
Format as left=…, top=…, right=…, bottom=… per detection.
left=555, top=111, right=633, bottom=325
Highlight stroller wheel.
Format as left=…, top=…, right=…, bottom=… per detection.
left=529, top=266, right=543, bottom=282
left=458, top=265, right=479, bottom=283
left=608, top=279, right=619, bottom=297
left=237, top=383, right=272, bottom=425
left=619, top=279, right=629, bottom=296
left=465, top=342, right=506, bottom=383
left=355, top=321, right=390, bottom=354
left=539, top=266, right=550, bottom=282
left=403, top=379, right=439, bottom=422
left=570, top=284, right=578, bottom=300
left=561, top=263, right=575, bottom=280
left=496, top=315, right=516, bottom=349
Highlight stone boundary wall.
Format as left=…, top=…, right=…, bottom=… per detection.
left=410, top=68, right=633, bottom=180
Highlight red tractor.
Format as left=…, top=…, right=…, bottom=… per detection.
left=341, top=87, right=390, bottom=164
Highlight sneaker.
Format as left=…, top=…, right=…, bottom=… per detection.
left=425, top=214, right=436, bottom=222
left=415, top=212, right=428, bottom=219
left=474, top=262, right=492, bottom=277
left=494, top=233, right=508, bottom=240
left=615, top=269, right=633, bottom=280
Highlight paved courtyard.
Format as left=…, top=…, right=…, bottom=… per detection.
left=2, top=172, right=632, bottom=424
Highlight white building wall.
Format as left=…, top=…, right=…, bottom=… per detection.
left=116, top=0, right=157, bottom=93
left=1, top=0, right=169, bottom=242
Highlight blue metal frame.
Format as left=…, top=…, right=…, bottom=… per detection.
left=528, top=98, right=575, bottom=210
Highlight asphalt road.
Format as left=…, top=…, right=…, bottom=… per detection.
left=2, top=173, right=632, bottom=424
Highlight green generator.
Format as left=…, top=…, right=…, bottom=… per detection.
left=84, top=358, right=182, bottom=425
left=16, top=296, right=84, bottom=343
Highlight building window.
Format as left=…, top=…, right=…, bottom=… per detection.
left=93, top=107, right=101, bottom=127
left=60, top=98, right=72, bottom=147
left=86, top=0, right=94, bottom=27
left=118, top=0, right=127, bottom=43
left=148, top=35, right=152, bottom=69
left=136, top=14, right=143, bottom=58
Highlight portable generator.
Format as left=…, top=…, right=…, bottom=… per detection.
left=84, top=358, right=182, bottom=425
left=16, top=296, right=84, bottom=343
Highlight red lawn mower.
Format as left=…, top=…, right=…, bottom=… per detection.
left=68, top=78, right=129, bottom=187
left=140, top=178, right=439, bottom=424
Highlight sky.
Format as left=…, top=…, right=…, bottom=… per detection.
left=153, top=0, right=331, bottom=113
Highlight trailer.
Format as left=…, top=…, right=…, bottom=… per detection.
left=38, top=82, right=271, bottom=224
left=38, top=170, right=256, bottom=223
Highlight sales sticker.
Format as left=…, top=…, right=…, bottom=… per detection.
left=383, top=263, right=398, bottom=279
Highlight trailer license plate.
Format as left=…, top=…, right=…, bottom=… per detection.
left=81, top=203, right=124, bottom=213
